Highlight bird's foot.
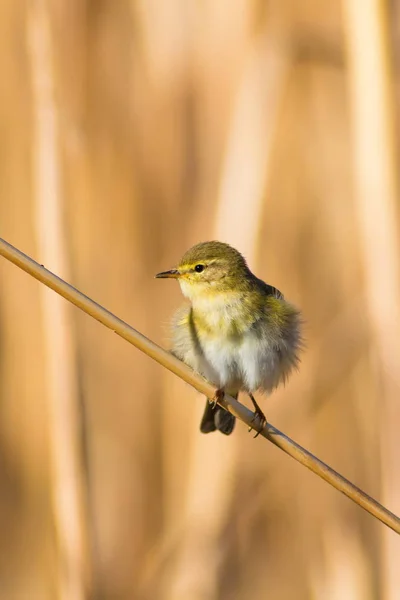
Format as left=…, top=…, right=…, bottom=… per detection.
left=210, top=388, right=225, bottom=408
left=249, top=408, right=267, bottom=438
left=248, top=393, right=267, bottom=438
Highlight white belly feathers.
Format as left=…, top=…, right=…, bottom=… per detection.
left=196, top=329, right=282, bottom=394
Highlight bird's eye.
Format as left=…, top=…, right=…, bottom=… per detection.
left=194, top=264, right=205, bottom=273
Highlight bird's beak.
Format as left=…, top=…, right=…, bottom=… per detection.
left=155, top=269, right=180, bottom=279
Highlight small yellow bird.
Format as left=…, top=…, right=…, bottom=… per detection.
left=156, top=241, right=302, bottom=436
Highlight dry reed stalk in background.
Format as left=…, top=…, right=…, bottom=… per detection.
left=343, top=0, right=400, bottom=599
left=293, top=59, right=375, bottom=599
left=166, top=24, right=291, bottom=600
left=311, top=524, right=373, bottom=600
left=28, top=2, right=91, bottom=598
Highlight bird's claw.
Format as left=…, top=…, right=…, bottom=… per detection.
left=248, top=408, right=267, bottom=438
left=210, top=388, right=225, bottom=408
left=247, top=393, right=267, bottom=437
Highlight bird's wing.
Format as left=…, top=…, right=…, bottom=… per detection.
left=257, top=277, right=284, bottom=300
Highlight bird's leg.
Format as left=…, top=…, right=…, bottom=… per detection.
left=248, top=393, right=267, bottom=438
left=210, top=388, right=225, bottom=408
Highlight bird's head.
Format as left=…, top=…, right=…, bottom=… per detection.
left=155, top=241, right=251, bottom=301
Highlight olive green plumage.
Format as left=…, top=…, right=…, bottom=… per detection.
left=156, top=241, right=303, bottom=435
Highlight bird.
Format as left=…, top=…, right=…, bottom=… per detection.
left=156, top=241, right=302, bottom=436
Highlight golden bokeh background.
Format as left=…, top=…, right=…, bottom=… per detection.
left=0, top=1, right=399, bottom=598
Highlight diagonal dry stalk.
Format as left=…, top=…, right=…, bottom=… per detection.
left=0, top=235, right=399, bottom=535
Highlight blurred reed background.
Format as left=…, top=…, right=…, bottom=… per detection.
left=0, top=0, right=399, bottom=598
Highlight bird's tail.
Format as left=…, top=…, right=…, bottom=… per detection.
left=199, top=396, right=236, bottom=435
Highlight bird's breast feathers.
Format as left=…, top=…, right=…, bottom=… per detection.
left=172, top=293, right=301, bottom=393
